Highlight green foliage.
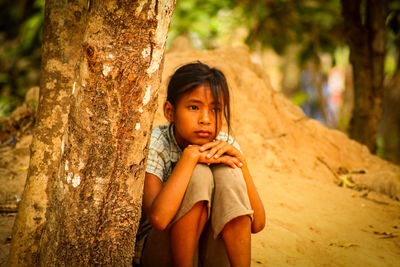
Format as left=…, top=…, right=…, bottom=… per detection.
left=234, top=0, right=345, bottom=64
left=385, top=50, right=397, bottom=76
left=0, top=73, right=8, bottom=83
left=290, top=91, right=308, bottom=106
left=168, top=0, right=243, bottom=48
left=20, top=10, right=44, bottom=53
left=386, top=0, right=400, bottom=75
left=376, top=135, right=385, bottom=158
left=0, top=0, right=44, bottom=116
left=0, top=96, right=17, bottom=117
left=333, top=47, right=349, bottom=68
left=30, top=99, right=37, bottom=111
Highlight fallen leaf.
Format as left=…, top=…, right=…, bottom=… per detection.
left=373, top=231, right=397, bottom=239
left=329, top=242, right=359, bottom=248
left=338, top=175, right=356, bottom=188
left=256, top=258, right=266, bottom=264
left=350, top=169, right=366, bottom=174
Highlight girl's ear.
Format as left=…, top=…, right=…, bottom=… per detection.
left=163, top=101, right=174, bottom=122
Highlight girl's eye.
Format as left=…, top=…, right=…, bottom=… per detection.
left=212, top=107, right=221, bottom=113
left=188, top=105, right=199, bottom=110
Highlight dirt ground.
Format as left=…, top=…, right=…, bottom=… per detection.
left=0, top=41, right=399, bottom=266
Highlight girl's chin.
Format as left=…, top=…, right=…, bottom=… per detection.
left=178, top=135, right=215, bottom=148
left=193, top=137, right=214, bottom=144
left=185, top=140, right=212, bottom=147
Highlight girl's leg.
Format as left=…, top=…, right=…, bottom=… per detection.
left=220, top=215, right=251, bottom=267
left=209, top=164, right=254, bottom=267
left=141, top=228, right=172, bottom=267
left=170, top=201, right=208, bottom=267
left=198, top=221, right=230, bottom=267
left=169, top=164, right=214, bottom=267
left=141, top=204, right=208, bottom=267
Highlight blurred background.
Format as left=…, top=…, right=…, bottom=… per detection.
left=0, top=0, right=399, bottom=163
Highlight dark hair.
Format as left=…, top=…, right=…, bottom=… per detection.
left=167, top=61, right=231, bottom=134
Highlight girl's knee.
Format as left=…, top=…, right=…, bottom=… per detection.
left=211, top=164, right=246, bottom=191
left=224, top=215, right=251, bottom=230
left=189, top=164, right=214, bottom=189
left=174, top=164, right=213, bottom=223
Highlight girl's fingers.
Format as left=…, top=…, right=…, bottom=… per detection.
left=207, top=142, right=227, bottom=159
left=199, top=154, right=242, bottom=169
left=198, top=150, right=212, bottom=163
left=200, top=141, right=242, bottom=163
left=212, top=142, right=240, bottom=159
left=199, top=140, right=220, bottom=152
left=217, top=156, right=243, bottom=168
left=231, top=157, right=243, bottom=168
left=225, top=156, right=242, bottom=168
left=217, top=156, right=236, bottom=168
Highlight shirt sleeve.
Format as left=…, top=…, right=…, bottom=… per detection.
left=216, top=132, right=241, bottom=152
left=146, top=131, right=166, bottom=182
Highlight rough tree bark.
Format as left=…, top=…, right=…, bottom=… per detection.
left=341, top=0, right=387, bottom=153
left=9, top=1, right=87, bottom=265
left=9, top=1, right=176, bottom=266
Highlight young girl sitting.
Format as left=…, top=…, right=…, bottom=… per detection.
left=134, top=62, right=265, bottom=267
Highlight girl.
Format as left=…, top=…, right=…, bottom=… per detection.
left=135, top=62, right=265, bottom=267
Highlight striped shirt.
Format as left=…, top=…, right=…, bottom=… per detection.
left=146, top=123, right=240, bottom=183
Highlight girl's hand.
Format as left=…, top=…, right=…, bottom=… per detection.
left=200, top=154, right=242, bottom=168
left=199, top=140, right=244, bottom=167
left=183, top=144, right=242, bottom=168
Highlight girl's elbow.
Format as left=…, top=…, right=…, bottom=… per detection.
left=149, top=214, right=168, bottom=231
left=251, top=219, right=266, bottom=233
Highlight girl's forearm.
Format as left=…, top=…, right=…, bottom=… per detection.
left=240, top=156, right=266, bottom=233
left=148, top=151, right=198, bottom=230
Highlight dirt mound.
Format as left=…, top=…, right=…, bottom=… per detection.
left=154, top=40, right=400, bottom=266
left=155, top=42, right=400, bottom=201
left=0, top=43, right=399, bottom=266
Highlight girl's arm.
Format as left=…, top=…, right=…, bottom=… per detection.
left=143, top=145, right=239, bottom=230
left=143, top=147, right=199, bottom=230
left=200, top=141, right=266, bottom=233
left=237, top=154, right=266, bottom=233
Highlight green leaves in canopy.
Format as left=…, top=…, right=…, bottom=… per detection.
left=170, top=0, right=345, bottom=64
left=0, top=0, right=44, bottom=112
left=386, top=0, right=400, bottom=75
left=234, top=0, right=345, bottom=64
left=20, top=0, right=44, bottom=53
left=169, top=0, right=242, bottom=48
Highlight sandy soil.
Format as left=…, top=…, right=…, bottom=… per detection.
left=0, top=41, right=399, bottom=266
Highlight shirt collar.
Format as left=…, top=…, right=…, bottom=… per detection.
left=168, top=123, right=182, bottom=155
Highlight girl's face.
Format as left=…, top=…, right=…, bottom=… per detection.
left=164, top=84, right=223, bottom=150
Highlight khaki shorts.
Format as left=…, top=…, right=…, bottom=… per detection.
left=141, top=164, right=253, bottom=267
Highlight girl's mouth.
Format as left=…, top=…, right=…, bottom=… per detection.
left=195, top=131, right=212, bottom=138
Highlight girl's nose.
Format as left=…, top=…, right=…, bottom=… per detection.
left=199, top=110, right=211, bottom=125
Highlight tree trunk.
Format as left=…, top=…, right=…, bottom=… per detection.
left=341, top=0, right=387, bottom=153
left=379, top=48, right=400, bottom=162
left=9, top=1, right=176, bottom=266
left=9, top=1, right=87, bottom=265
